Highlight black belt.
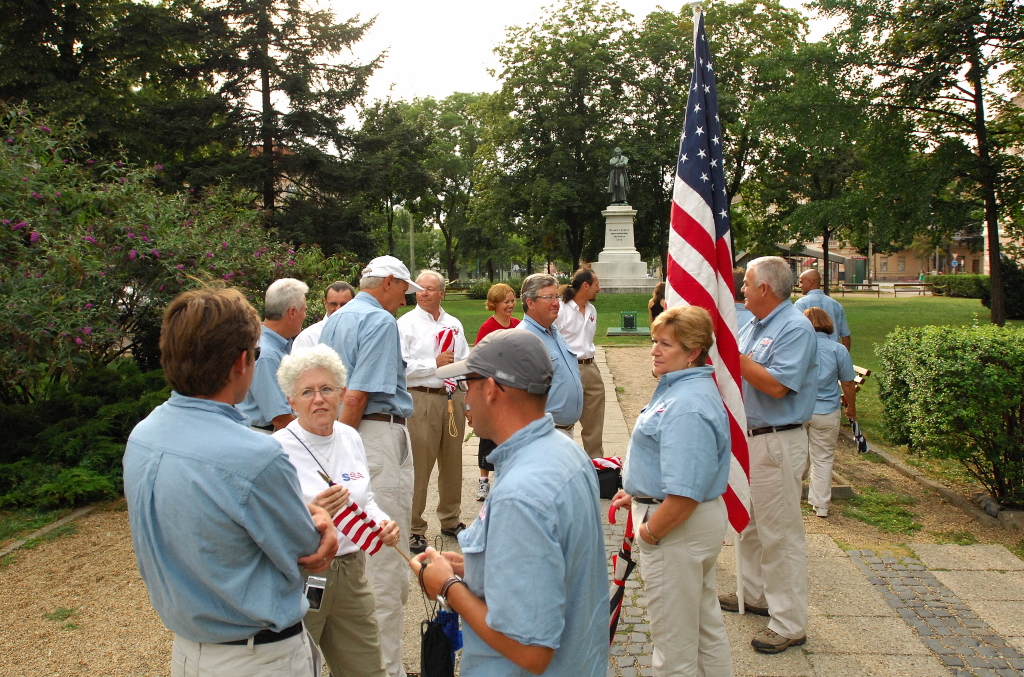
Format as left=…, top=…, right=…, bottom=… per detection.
left=220, top=621, right=303, bottom=646
left=555, top=424, right=575, bottom=430
left=252, top=423, right=274, bottom=432
left=635, top=497, right=662, bottom=505
left=363, top=413, right=407, bottom=425
left=748, top=423, right=803, bottom=437
left=578, top=357, right=594, bottom=365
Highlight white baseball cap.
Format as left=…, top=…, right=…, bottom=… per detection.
left=362, top=256, right=424, bottom=291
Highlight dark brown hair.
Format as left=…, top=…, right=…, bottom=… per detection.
left=732, top=267, right=745, bottom=302
left=652, top=281, right=666, bottom=303
left=560, top=267, right=596, bottom=303
left=160, top=287, right=261, bottom=396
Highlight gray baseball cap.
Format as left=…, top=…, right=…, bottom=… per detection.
left=436, top=330, right=552, bottom=395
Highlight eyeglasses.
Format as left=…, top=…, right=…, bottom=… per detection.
left=457, top=376, right=504, bottom=392
left=298, top=385, right=340, bottom=400
left=533, top=294, right=558, bottom=302
left=248, top=346, right=261, bottom=361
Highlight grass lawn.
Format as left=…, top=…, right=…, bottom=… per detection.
left=421, top=292, right=1022, bottom=445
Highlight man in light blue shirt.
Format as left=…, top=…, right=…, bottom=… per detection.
left=123, top=287, right=337, bottom=676
left=726, top=256, right=818, bottom=655
left=413, top=330, right=609, bottom=677
left=794, top=269, right=850, bottom=350
left=518, top=273, right=584, bottom=434
left=319, top=255, right=423, bottom=677
left=238, top=278, right=308, bottom=430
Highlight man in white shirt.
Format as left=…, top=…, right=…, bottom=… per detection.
left=397, top=271, right=470, bottom=554
left=553, top=268, right=604, bottom=459
left=293, top=281, right=355, bottom=352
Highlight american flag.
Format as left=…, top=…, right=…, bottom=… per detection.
left=666, top=9, right=750, bottom=533
left=436, top=327, right=457, bottom=393
left=333, top=499, right=385, bottom=556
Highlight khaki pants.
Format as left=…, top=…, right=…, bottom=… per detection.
left=739, top=426, right=808, bottom=640
left=357, top=419, right=413, bottom=677
left=579, top=361, right=606, bottom=459
left=633, top=497, right=732, bottom=677
left=806, top=410, right=841, bottom=512
left=171, top=632, right=314, bottom=677
left=409, top=390, right=465, bottom=535
left=301, top=552, right=386, bottom=677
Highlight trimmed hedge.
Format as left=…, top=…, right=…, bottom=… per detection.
left=877, top=325, right=1024, bottom=508
left=924, top=274, right=989, bottom=298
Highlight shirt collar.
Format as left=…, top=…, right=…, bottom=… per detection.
left=412, top=305, right=445, bottom=323
left=806, top=289, right=825, bottom=298
left=522, top=313, right=554, bottom=336
left=354, top=291, right=384, bottom=310
left=486, top=414, right=555, bottom=469
left=755, top=299, right=792, bottom=329
left=260, top=325, right=289, bottom=349
left=169, top=391, right=251, bottom=425
left=658, top=364, right=715, bottom=387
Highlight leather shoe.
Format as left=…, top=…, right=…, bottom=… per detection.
left=719, top=592, right=769, bottom=617
left=751, top=627, right=806, bottom=654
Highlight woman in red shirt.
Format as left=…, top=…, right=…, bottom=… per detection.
left=473, top=283, right=520, bottom=500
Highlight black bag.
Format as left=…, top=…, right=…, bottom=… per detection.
left=421, top=619, right=455, bottom=677
left=596, top=467, right=622, bottom=499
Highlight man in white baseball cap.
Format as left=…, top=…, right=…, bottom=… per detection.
left=409, top=331, right=609, bottom=677
left=318, top=255, right=421, bottom=677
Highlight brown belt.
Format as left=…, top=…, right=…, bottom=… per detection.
left=410, top=386, right=446, bottom=395
left=748, top=423, right=802, bottom=437
left=362, top=413, right=407, bottom=425
left=578, top=357, right=594, bottom=365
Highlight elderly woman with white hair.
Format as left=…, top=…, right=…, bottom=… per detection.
left=273, top=344, right=399, bottom=677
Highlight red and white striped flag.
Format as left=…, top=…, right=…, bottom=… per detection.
left=436, top=327, right=457, bottom=394
left=333, top=500, right=385, bottom=556
left=666, top=9, right=750, bottom=533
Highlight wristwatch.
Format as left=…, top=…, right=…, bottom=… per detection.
left=437, top=576, right=465, bottom=612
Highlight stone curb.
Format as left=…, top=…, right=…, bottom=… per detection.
left=0, top=506, right=96, bottom=559
left=839, top=429, right=1000, bottom=529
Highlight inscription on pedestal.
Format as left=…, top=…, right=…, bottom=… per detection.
left=608, top=227, right=630, bottom=244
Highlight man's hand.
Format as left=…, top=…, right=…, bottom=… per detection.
left=410, top=546, right=455, bottom=597
left=378, top=520, right=400, bottom=547
left=299, top=504, right=338, bottom=573
left=436, top=350, right=455, bottom=368
left=313, top=484, right=350, bottom=517
left=611, top=489, right=632, bottom=511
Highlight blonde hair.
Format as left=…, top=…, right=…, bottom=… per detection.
left=485, top=283, right=516, bottom=311
left=650, top=305, right=714, bottom=366
left=277, top=344, right=348, bottom=397
left=803, top=307, right=834, bottom=335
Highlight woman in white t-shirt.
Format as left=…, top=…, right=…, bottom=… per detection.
left=274, top=345, right=399, bottom=677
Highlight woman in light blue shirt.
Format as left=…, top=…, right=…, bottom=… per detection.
left=613, top=305, right=733, bottom=677
left=803, top=307, right=857, bottom=518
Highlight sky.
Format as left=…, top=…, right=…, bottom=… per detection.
left=327, top=0, right=836, bottom=104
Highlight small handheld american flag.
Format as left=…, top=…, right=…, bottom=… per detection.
left=316, top=470, right=386, bottom=557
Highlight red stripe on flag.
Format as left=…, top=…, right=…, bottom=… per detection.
left=722, top=485, right=749, bottom=533
left=671, top=202, right=717, bottom=269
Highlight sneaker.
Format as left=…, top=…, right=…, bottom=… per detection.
left=477, top=479, right=490, bottom=501
left=718, top=593, right=770, bottom=617
left=409, top=534, right=427, bottom=555
left=441, top=522, right=467, bottom=538
left=815, top=506, right=829, bottom=518
left=751, top=627, right=806, bottom=654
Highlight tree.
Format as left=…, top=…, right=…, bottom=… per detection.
left=815, top=0, right=1024, bottom=325
left=487, top=0, right=632, bottom=270
left=624, top=1, right=808, bottom=272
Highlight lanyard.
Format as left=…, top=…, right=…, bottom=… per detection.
left=287, top=427, right=334, bottom=485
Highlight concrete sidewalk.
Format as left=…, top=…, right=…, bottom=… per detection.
left=402, top=347, right=1024, bottom=677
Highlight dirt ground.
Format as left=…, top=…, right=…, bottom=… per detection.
left=604, top=345, right=1023, bottom=556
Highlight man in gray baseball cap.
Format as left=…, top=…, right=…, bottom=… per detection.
left=408, top=330, right=610, bottom=677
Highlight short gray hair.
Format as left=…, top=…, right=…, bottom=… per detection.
left=326, top=281, right=355, bottom=298
left=748, top=256, right=793, bottom=300
left=264, top=278, right=309, bottom=320
left=277, top=344, right=348, bottom=397
left=521, top=274, right=558, bottom=304
left=417, top=270, right=445, bottom=293
left=359, top=273, right=385, bottom=290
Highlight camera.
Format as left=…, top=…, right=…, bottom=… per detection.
left=304, top=575, right=327, bottom=612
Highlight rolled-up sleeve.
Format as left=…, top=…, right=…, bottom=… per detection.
left=482, top=497, right=566, bottom=649
left=250, top=357, right=292, bottom=420
left=348, top=321, right=399, bottom=394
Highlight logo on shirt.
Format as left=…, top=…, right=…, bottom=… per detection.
left=589, top=315, right=595, bottom=323
left=760, top=337, right=773, bottom=348
left=338, top=471, right=365, bottom=482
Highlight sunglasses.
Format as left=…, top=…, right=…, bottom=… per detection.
left=457, top=375, right=504, bottom=392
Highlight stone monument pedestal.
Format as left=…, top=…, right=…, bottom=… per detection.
left=589, top=205, right=657, bottom=294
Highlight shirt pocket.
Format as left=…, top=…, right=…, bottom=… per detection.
left=637, top=410, right=661, bottom=439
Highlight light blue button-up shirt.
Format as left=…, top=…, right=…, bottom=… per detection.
left=320, top=291, right=413, bottom=418
left=518, top=315, right=584, bottom=426
left=813, top=332, right=856, bottom=414
left=622, top=366, right=731, bottom=502
left=738, top=301, right=819, bottom=428
left=735, top=302, right=755, bottom=332
left=458, top=414, right=608, bottom=677
left=794, top=289, right=850, bottom=343
left=237, top=326, right=292, bottom=426
left=123, top=393, right=321, bottom=643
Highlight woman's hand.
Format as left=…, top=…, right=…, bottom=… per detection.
left=611, top=489, right=632, bottom=511
left=378, top=520, right=400, bottom=547
left=313, top=484, right=350, bottom=517
left=410, top=547, right=455, bottom=597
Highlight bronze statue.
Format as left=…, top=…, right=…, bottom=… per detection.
left=607, top=147, right=629, bottom=204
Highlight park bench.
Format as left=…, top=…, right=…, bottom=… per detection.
left=892, top=282, right=933, bottom=296
left=840, top=283, right=881, bottom=297
left=852, top=365, right=870, bottom=393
